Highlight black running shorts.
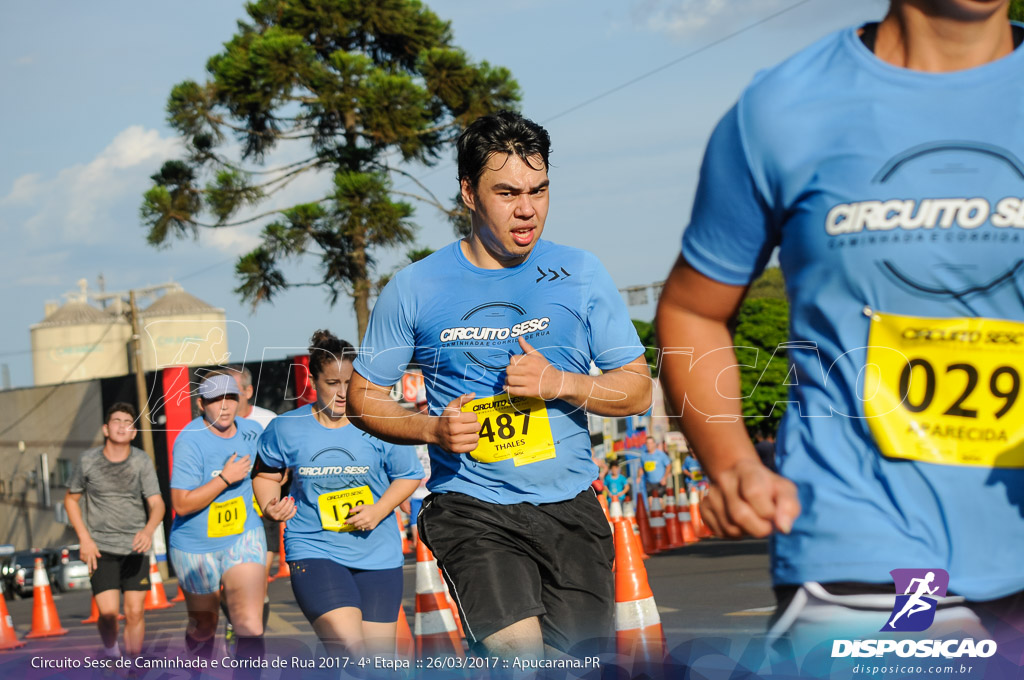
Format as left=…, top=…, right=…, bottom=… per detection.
left=418, top=488, right=614, bottom=655
left=91, top=553, right=149, bottom=594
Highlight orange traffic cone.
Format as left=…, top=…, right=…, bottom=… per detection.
left=623, top=501, right=649, bottom=560
left=649, top=496, right=669, bottom=552
left=81, top=596, right=100, bottom=624
left=24, top=557, right=67, bottom=638
left=81, top=596, right=126, bottom=624
left=664, top=493, right=684, bottom=549
left=143, top=553, right=175, bottom=610
left=396, top=510, right=411, bottom=555
left=690, top=489, right=714, bottom=539
left=676, top=492, right=699, bottom=545
left=172, top=582, right=186, bottom=602
left=636, top=495, right=658, bottom=555
left=597, top=493, right=612, bottom=522
left=440, top=573, right=466, bottom=639
left=396, top=605, right=414, bottom=660
left=414, top=532, right=463, bottom=657
left=0, top=581, right=24, bottom=651
left=609, top=498, right=624, bottom=523
left=273, top=522, right=291, bottom=579
left=613, top=520, right=665, bottom=676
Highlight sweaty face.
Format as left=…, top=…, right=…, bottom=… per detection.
left=461, top=153, right=549, bottom=268
left=313, top=359, right=354, bottom=420
left=202, top=394, right=239, bottom=432
left=103, top=413, right=136, bottom=445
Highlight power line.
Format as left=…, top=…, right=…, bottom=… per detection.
left=0, top=319, right=119, bottom=438
left=396, top=0, right=819, bottom=190
left=542, top=0, right=819, bottom=124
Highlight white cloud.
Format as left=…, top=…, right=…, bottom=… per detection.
left=204, top=226, right=263, bottom=255
left=6, top=125, right=183, bottom=246
left=15, top=55, right=33, bottom=66
left=631, top=0, right=793, bottom=39
left=2, top=125, right=333, bottom=263
left=0, top=173, right=43, bottom=205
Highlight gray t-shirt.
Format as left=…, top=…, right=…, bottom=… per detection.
left=68, top=446, right=161, bottom=554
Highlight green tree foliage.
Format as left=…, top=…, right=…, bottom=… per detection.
left=1011, top=0, right=1024, bottom=22
left=733, top=268, right=789, bottom=432
left=632, top=319, right=658, bottom=376
left=142, top=0, right=519, bottom=339
left=746, top=265, right=785, bottom=300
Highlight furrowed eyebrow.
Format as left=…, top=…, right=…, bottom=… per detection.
left=492, top=180, right=549, bottom=193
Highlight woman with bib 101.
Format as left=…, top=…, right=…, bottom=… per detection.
left=168, top=372, right=267, bottom=664
left=252, top=330, right=423, bottom=657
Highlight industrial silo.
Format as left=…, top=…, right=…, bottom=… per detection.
left=139, top=284, right=229, bottom=370
left=30, top=298, right=131, bottom=385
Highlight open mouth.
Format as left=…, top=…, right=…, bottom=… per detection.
left=511, top=227, right=535, bottom=246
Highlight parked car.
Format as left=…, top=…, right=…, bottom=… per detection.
left=55, top=544, right=91, bottom=593
left=7, top=548, right=62, bottom=598
left=0, top=546, right=16, bottom=600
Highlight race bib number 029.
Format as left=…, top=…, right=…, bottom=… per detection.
left=862, top=312, right=1024, bottom=467
left=318, top=486, right=374, bottom=532
left=207, top=496, right=247, bottom=538
left=463, top=394, right=556, bottom=466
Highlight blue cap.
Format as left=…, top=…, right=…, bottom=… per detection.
left=197, top=374, right=240, bottom=400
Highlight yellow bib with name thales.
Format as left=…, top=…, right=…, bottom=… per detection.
left=462, top=394, right=556, bottom=466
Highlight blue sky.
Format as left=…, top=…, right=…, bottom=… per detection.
left=0, top=0, right=884, bottom=389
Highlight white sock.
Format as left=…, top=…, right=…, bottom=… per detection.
left=104, top=642, right=120, bottom=658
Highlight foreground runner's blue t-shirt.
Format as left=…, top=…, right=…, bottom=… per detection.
left=169, top=417, right=263, bottom=553
left=256, top=405, right=423, bottom=570
left=355, top=239, right=644, bottom=505
left=681, top=26, right=1024, bottom=601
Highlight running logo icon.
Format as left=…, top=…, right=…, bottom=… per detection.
left=882, top=568, right=949, bottom=632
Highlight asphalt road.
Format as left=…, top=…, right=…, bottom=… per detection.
left=0, top=537, right=775, bottom=678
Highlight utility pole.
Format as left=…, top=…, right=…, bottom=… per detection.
left=128, top=291, right=156, bottom=464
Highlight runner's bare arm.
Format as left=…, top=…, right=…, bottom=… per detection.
left=131, top=494, right=166, bottom=554
left=504, top=338, right=652, bottom=416
left=252, top=473, right=297, bottom=522
left=64, top=491, right=100, bottom=570
left=347, top=372, right=481, bottom=453
left=345, top=477, right=421, bottom=532
left=656, top=256, right=800, bottom=538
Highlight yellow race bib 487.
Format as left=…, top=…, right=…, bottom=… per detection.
left=463, top=394, right=556, bottom=466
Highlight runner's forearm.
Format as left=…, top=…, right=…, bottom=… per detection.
left=252, top=474, right=283, bottom=513
left=143, top=495, right=165, bottom=534
left=64, top=493, right=93, bottom=544
left=347, top=373, right=438, bottom=445
left=374, top=478, right=422, bottom=516
left=657, top=296, right=761, bottom=479
left=555, top=356, right=652, bottom=416
left=171, top=478, right=234, bottom=516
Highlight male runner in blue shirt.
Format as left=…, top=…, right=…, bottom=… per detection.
left=347, top=110, right=651, bottom=659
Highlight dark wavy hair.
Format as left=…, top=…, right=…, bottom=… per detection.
left=308, top=329, right=356, bottom=379
left=105, top=402, right=137, bottom=424
left=457, top=110, right=551, bottom=188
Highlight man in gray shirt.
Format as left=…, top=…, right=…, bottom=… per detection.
left=65, top=402, right=165, bottom=659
